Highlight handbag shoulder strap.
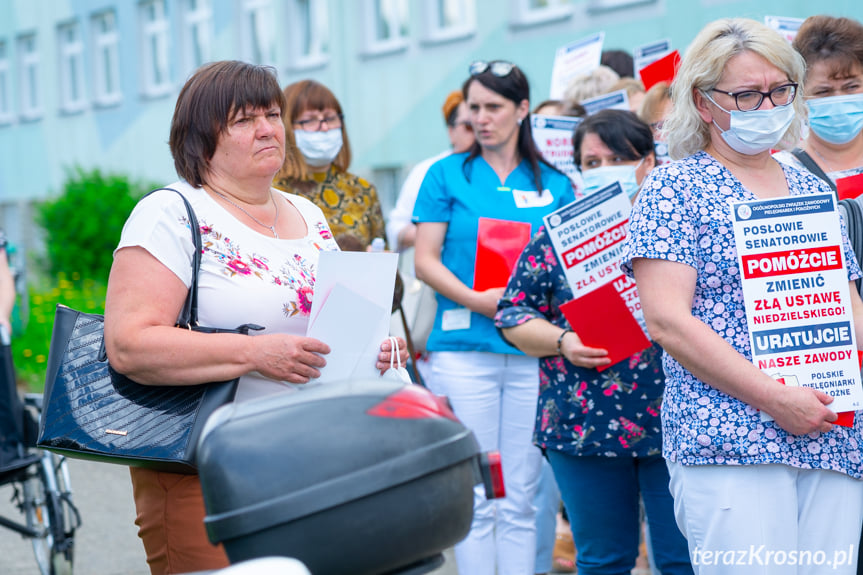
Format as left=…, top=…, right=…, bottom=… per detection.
left=791, top=148, right=838, bottom=193
left=141, top=187, right=202, bottom=328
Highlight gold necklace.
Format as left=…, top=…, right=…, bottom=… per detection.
left=211, top=189, right=280, bottom=238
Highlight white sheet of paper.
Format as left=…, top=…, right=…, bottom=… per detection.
left=307, top=250, right=399, bottom=382
left=307, top=282, right=387, bottom=383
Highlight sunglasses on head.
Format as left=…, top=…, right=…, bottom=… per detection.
left=469, top=60, right=516, bottom=78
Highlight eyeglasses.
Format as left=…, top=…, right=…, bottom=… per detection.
left=294, top=113, right=343, bottom=132
left=710, top=83, right=798, bottom=112
left=469, top=60, right=515, bottom=78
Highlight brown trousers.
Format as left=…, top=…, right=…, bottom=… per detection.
left=129, top=467, right=230, bottom=575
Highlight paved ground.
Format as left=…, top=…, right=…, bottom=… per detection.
left=0, top=458, right=458, bottom=575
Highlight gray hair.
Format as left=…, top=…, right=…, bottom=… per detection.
left=665, top=18, right=807, bottom=160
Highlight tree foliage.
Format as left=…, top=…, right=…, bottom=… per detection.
left=36, top=167, right=152, bottom=281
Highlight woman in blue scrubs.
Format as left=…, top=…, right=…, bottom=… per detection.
left=413, top=60, right=574, bottom=575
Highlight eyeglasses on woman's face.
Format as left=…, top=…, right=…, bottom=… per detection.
left=469, top=60, right=515, bottom=78
left=293, top=112, right=344, bottom=132
left=709, top=83, right=798, bottom=112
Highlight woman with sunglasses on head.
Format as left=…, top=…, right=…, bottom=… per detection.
left=495, top=109, right=693, bottom=575
left=274, top=79, right=387, bottom=250
left=623, top=18, right=863, bottom=573
left=413, top=60, right=574, bottom=575
left=773, top=15, right=863, bottom=191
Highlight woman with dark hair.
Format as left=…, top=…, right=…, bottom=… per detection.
left=413, top=60, right=574, bottom=575
left=273, top=79, right=387, bottom=250
left=574, top=109, right=656, bottom=198
left=104, top=61, right=407, bottom=575
left=773, top=15, right=863, bottom=188
left=494, top=109, right=693, bottom=575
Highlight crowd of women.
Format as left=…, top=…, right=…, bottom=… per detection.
left=0, top=9, right=857, bottom=575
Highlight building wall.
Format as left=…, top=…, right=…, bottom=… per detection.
left=1, top=0, right=862, bottom=257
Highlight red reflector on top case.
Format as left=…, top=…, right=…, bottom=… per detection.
left=366, top=385, right=459, bottom=421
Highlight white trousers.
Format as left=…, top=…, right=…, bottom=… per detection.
left=428, top=351, right=543, bottom=575
left=668, top=461, right=863, bottom=575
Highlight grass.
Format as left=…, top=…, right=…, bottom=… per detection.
left=11, top=272, right=106, bottom=392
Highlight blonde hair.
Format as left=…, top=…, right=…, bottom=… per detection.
left=665, top=18, right=807, bottom=160
left=563, top=65, right=620, bottom=106
left=638, top=81, right=672, bottom=125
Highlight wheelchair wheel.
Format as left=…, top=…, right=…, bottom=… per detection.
left=21, top=454, right=75, bottom=575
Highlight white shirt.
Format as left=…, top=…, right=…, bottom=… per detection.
left=116, top=181, right=340, bottom=401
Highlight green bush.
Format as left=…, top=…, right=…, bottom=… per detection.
left=36, top=167, right=152, bottom=281
left=11, top=273, right=106, bottom=392
left=10, top=167, right=155, bottom=391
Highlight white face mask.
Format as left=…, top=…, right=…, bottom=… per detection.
left=294, top=128, right=343, bottom=167
left=703, top=92, right=796, bottom=155
left=581, top=159, right=644, bottom=199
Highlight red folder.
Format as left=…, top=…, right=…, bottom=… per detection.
left=473, top=218, right=532, bottom=291
left=836, top=353, right=863, bottom=428
left=639, top=50, right=681, bottom=92
left=559, top=281, right=651, bottom=372
left=837, top=173, right=863, bottom=201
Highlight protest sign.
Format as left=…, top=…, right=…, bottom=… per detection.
left=581, top=89, right=630, bottom=116
left=634, top=38, right=671, bottom=76
left=549, top=32, right=604, bottom=100
left=531, top=114, right=582, bottom=183
left=731, top=193, right=863, bottom=415
left=764, top=15, right=804, bottom=43
left=544, top=182, right=649, bottom=367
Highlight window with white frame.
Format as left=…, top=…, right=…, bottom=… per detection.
left=364, top=0, right=409, bottom=55
left=92, top=10, right=122, bottom=106
left=140, top=0, right=171, bottom=97
left=511, top=0, right=572, bottom=27
left=58, top=21, right=87, bottom=113
left=181, top=0, right=213, bottom=77
left=288, top=0, right=329, bottom=69
left=423, top=0, right=475, bottom=43
left=240, top=0, right=276, bottom=65
left=0, top=42, right=12, bottom=123
left=17, top=33, right=41, bottom=120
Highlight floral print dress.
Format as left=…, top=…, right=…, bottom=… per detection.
left=495, top=227, right=664, bottom=458
left=621, top=151, right=863, bottom=477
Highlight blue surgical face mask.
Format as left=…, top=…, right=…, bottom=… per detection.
left=294, top=128, right=343, bottom=167
left=807, top=93, right=863, bottom=145
left=581, top=159, right=643, bottom=199
left=703, top=92, right=796, bottom=155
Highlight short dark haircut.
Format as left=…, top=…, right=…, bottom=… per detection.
left=462, top=62, right=560, bottom=193
left=601, top=49, right=635, bottom=78
left=169, top=60, right=286, bottom=188
left=794, top=15, right=863, bottom=80
left=573, top=109, right=654, bottom=169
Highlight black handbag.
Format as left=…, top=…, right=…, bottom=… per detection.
left=37, top=188, right=261, bottom=474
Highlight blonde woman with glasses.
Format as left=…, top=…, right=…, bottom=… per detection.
left=623, top=18, right=863, bottom=574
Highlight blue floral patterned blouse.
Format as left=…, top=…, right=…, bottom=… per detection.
left=621, top=151, right=863, bottom=478
left=495, top=227, right=664, bottom=458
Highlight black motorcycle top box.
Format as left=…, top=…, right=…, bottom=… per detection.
left=197, top=379, right=501, bottom=575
